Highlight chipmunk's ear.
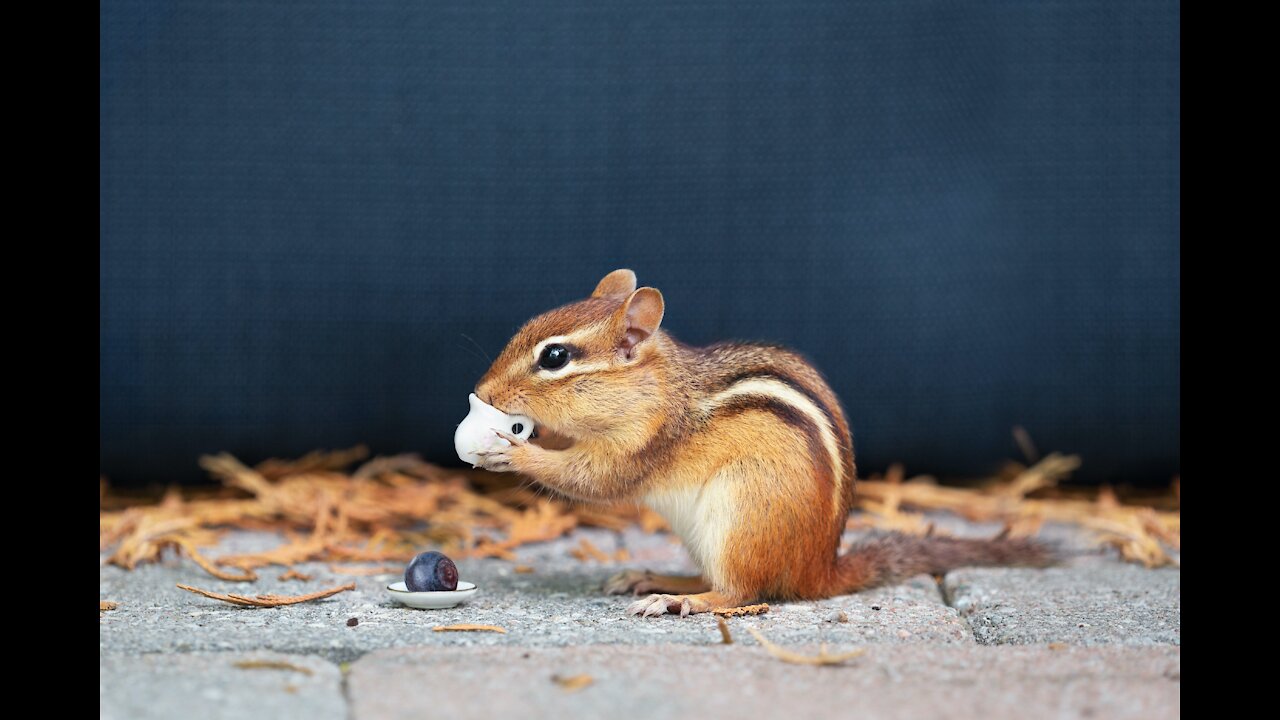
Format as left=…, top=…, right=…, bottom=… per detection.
left=592, top=269, right=637, bottom=299
left=615, top=287, right=664, bottom=359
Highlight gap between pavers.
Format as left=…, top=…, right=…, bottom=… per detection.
left=945, top=557, right=1181, bottom=646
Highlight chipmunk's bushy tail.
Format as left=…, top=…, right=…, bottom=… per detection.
left=828, top=534, right=1058, bottom=594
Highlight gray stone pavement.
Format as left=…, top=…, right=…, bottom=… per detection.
left=351, top=645, right=1180, bottom=720
left=947, top=561, right=1180, bottom=646
left=100, top=651, right=344, bottom=720
left=99, top=515, right=1180, bottom=719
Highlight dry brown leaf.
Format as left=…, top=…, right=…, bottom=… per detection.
left=277, top=568, right=313, bottom=582
left=513, top=565, right=535, bottom=574
left=234, top=660, right=314, bottom=675
left=100, top=601, right=119, bottom=613
left=432, top=624, right=507, bottom=634
left=713, top=603, right=769, bottom=617
left=551, top=674, right=593, bottom=692
left=177, top=582, right=355, bottom=607
left=744, top=626, right=866, bottom=666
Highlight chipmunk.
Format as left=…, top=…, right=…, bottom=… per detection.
left=471, top=269, right=1054, bottom=617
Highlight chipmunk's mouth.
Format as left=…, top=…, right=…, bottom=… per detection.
left=481, top=401, right=575, bottom=451
left=528, top=423, right=575, bottom=451
left=507, top=409, right=576, bottom=451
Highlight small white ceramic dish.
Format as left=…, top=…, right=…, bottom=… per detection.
left=386, top=580, right=478, bottom=609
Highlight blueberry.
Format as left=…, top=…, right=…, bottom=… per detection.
left=405, top=551, right=459, bottom=592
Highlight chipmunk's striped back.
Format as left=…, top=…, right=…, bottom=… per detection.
left=690, top=342, right=856, bottom=530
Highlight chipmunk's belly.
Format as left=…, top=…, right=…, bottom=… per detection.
left=641, top=481, right=735, bottom=587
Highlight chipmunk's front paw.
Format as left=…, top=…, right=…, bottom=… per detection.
left=627, top=593, right=708, bottom=618
left=471, top=445, right=514, bottom=472
left=471, top=430, right=534, bottom=472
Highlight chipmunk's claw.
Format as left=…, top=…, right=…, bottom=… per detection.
left=493, top=429, right=526, bottom=446
left=471, top=429, right=530, bottom=472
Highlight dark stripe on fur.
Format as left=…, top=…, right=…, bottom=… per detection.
left=718, top=369, right=853, bottom=504
left=711, top=395, right=836, bottom=496
left=720, top=369, right=840, bottom=442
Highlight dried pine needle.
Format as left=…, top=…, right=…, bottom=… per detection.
left=744, top=626, right=866, bottom=666
left=177, top=582, right=355, bottom=607
left=100, top=446, right=1179, bottom=581
left=551, top=674, right=594, bottom=692
left=432, top=624, right=507, bottom=634
left=717, top=616, right=733, bottom=644
left=167, top=536, right=258, bottom=582
left=234, top=660, right=314, bottom=675
left=569, top=537, right=612, bottom=562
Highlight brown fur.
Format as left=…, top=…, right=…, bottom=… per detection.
left=472, top=270, right=1056, bottom=614
left=827, top=534, right=1056, bottom=596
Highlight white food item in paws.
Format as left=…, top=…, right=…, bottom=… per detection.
left=454, top=393, right=535, bottom=466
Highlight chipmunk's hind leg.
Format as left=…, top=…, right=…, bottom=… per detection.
left=627, top=590, right=744, bottom=618
left=604, top=570, right=710, bottom=596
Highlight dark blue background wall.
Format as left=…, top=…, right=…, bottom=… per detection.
left=100, top=1, right=1180, bottom=486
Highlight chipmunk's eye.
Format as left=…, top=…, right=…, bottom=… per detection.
left=538, top=344, right=570, bottom=370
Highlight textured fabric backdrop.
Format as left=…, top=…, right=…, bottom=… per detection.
left=100, top=1, right=1180, bottom=486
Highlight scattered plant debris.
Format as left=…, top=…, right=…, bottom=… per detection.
left=717, top=616, right=733, bottom=644
left=713, top=603, right=770, bottom=617
left=99, top=444, right=1181, bottom=592
left=745, top=626, right=866, bottom=666
left=176, top=582, right=355, bottom=607
left=552, top=674, right=594, bottom=692
left=432, top=624, right=507, bottom=633
left=233, top=660, right=314, bottom=675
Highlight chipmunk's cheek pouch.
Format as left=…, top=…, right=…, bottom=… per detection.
left=454, top=393, right=536, bottom=466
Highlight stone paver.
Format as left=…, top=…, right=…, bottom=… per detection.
left=945, top=557, right=1180, bottom=646
left=100, top=515, right=1181, bottom=719
left=100, top=528, right=972, bottom=662
left=348, top=644, right=1180, bottom=720
left=99, top=651, right=344, bottom=720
